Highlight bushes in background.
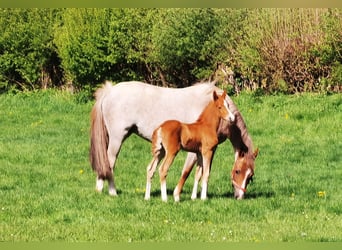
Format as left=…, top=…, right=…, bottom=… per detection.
left=0, top=8, right=341, bottom=94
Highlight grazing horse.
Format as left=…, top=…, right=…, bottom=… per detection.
left=144, top=91, right=232, bottom=201
left=90, top=81, right=256, bottom=199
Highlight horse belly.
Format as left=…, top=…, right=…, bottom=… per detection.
left=181, top=138, right=201, bottom=153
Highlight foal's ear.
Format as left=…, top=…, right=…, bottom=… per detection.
left=213, top=90, right=219, bottom=101
left=254, top=148, right=259, bottom=158
left=222, top=90, right=227, bottom=99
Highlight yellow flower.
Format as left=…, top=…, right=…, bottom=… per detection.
left=79, top=169, right=84, bottom=174
left=285, top=113, right=289, bottom=119
left=317, top=191, right=326, bottom=198
left=135, top=188, right=146, bottom=193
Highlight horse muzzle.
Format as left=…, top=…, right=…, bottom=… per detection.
left=234, top=189, right=245, bottom=200
left=232, top=180, right=246, bottom=200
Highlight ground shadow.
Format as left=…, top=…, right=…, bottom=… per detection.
left=208, top=190, right=275, bottom=200
left=149, top=189, right=275, bottom=200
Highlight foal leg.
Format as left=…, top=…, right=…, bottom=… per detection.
left=159, top=153, right=177, bottom=202
left=191, top=165, right=203, bottom=200
left=200, top=151, right=214, bottom=200
left=190, top=153, right=203, bottom=200
left=173, top=152, right=197, bottom=202
left=145, top=150, right=164, bottom=200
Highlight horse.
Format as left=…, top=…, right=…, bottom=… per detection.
left=90, top=80, right=256, bottom=199
left=144, top=90, right=232, bottom=201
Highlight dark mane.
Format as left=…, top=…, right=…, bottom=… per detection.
left=217, top=96, right=254, bottom=155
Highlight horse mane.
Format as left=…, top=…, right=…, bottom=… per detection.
left=220, top=97, right=254, bottom=156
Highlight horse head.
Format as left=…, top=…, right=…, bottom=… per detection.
left=231, top=148, right=258, bottom=199
left=213, top=90, right=235, bottom=123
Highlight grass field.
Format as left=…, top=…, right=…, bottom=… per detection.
left=0, top=90, right=341, bottom=242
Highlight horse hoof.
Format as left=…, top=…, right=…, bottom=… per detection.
left=109, top=190, right=118, bottom=196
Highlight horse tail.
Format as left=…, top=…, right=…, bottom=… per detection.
left=90, top=82, right=112, bottom=179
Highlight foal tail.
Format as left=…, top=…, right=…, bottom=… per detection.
left=89, top=82, right=112, bottom=179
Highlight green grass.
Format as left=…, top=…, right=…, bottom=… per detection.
left=0, top=90, right=341, bottom=242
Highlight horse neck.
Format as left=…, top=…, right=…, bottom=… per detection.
left=231, top=113, right=253, bottom=154
left=196, top=102, right=221, bottom=130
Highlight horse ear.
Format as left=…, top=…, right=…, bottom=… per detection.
left=213, top=90, right=219, bottom=101
left=254, top=148, right=259, bottom=158
left=222, top=90, right=227, bottom=99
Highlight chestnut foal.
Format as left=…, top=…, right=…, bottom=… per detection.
left=144, top=90, right=234, bottom=201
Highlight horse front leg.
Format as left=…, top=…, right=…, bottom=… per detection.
left=173, top=152, right=197, bottom=202
left=200, top=149, right=215, bottom=200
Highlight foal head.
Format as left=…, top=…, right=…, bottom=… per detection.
left=212, top=91, right=235, bottom=123
left=231, top=148, right=258, bottom=200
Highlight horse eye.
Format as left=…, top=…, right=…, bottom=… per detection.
left=235, top=170, right=241, bottom=175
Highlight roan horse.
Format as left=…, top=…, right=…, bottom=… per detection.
left=90, top=81, right=257, bottom=200
left=144, top=91, right=233, bottom=201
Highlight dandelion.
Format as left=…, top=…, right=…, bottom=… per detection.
left=135, top=188, right=145, bottom=193
left=79, top=169, right=84, bottom=174
left=285, top=113, right=289, bottom=120
left=317, top=191, right=326, bottom=198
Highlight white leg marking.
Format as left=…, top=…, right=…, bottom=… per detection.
left=173, top=186, right=180, bottom=202
left=108, top=178, right=117, bottom=196
left=191, top=180, right=199, bottom=200
left=161, top=181, right=167, bottom=202
left=200, top=181, right=208, bottom=200
left=145, top=182, right=151, bottom=200
left=96, top=177, right=104, bottom=192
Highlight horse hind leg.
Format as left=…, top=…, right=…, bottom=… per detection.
left=106, top=138, right=123, bottom=196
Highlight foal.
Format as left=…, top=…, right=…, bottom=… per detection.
left=144, top=91, right=234, bottom=201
